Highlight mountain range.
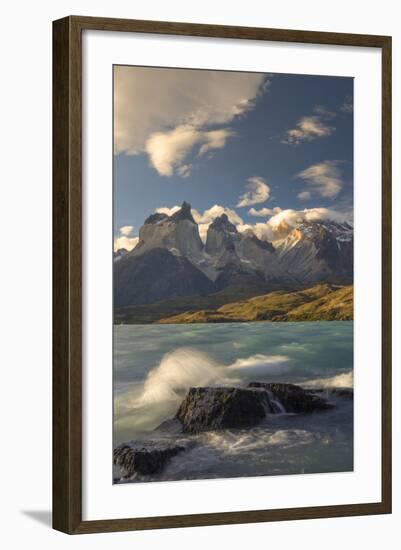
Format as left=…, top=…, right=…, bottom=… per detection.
left=114, top=201, right=353, bottom=323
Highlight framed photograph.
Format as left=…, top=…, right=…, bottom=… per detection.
left=53, top=16, right=392, bottom=534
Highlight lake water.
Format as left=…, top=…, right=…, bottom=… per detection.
left=114, top=321, right=353, bottom=481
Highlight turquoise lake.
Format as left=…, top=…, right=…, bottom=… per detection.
left=113, top=321, right=353, bottom=481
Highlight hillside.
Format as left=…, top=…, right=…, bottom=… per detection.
left=156, top=284, right=353, bottom=324
left=114, top=283, right=275, bottom=324
left=281, top=285, right=353, bottom=321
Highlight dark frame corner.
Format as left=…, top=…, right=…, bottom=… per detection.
left=52, top=15, right=392, bottom=534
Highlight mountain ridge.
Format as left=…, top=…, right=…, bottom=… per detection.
left=114, top=201, right=353, bottom=312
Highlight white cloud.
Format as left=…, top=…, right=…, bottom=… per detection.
left=156, top=204, right=243, bottom=226
left=248, top=207, right=273, bottom=217
left=155, top=206, right=181, bottom=217
left=193, top=205, right=244, bottom=226
left=238, top=207, right=348, bottom=242
left=114, top=225, right=138, bottom=251
left=145, top=125, right=235, bottom=177
left=296, top=160, right=344, bottom=199
left=282, top=115, right=334, bottom=145
left=297, top=191, right=311, bottom=200
left=248, top=206, right=282, bottom=217
left=114, top=235, right=139, bottom=252
left=268, top=207, right=346, bottom=228
left=119, top=225, right=134, bottom=236
left=198, top=129, right=236, bottom=157
left=237, top=177, right=271, bottom=207
left=114, top=66, right=268, bottom=175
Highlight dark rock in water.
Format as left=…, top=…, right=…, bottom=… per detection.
left=176, top=386, right=270, bottom=433
left=113, top=440, right=187, bottom=478
left=248, top=382, right=334, bottom=413
left=175, top=383, right=335, bottom=434
left=154, top=417, right=183, bottom=433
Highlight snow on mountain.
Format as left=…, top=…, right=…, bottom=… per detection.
left=273, top=221, right=353, bottom=283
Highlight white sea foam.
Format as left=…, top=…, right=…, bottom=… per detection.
left=302, top=370, right=353, bottom=389
left=114, top=348, right=237, bottom=440
left=138, top=349, right=291, bottom=406
left=138, top=347, right=232, bottom=405
left=114, top=323, right=354, bottom=474
left=116, top=347, right=357, bottom=443
left=228, top=354, right=290, bottom=376
left=204, top=429, right=317, bottom=455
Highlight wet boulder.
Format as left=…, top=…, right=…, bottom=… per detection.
left=113, top=440, right=188, bottom=479
left=248, top=382, right=334, bottom=413
left=176, top=386, right=270, bottom=433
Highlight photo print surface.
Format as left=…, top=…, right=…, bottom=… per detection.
left=113, top=65, right=354, bottom=484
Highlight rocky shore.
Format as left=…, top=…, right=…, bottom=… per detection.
left=114, top=382, right=347, bottom=482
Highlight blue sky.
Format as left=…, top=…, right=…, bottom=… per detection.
left=113, top=66, right=353, bottom=250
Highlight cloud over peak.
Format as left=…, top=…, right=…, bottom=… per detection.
left=114, top=225, right=139, bottom=252
left=248, top=206, right=282, bottom=217
left=155, top=203, right=243, bottom=225
left=119, top=225, right=134, bottom=236
left=155, top=204, right=244, bottom=242
left=237, top=177, right=271, bottom=207
left=124, top=200, right=350, bottom=250
left=239, top=207, right=349, bottom=242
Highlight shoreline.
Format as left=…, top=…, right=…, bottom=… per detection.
left=114, top=283, right=353, bottom=324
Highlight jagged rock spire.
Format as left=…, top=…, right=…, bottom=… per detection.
left=209, top=213, right=237, bottom=233
left=171, top=201, right=195, bottom=223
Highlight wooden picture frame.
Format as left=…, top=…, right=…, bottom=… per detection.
left=53, top=15, right=392, bottom=534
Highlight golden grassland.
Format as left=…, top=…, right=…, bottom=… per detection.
left=156, top=284, right=353, bottom=324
